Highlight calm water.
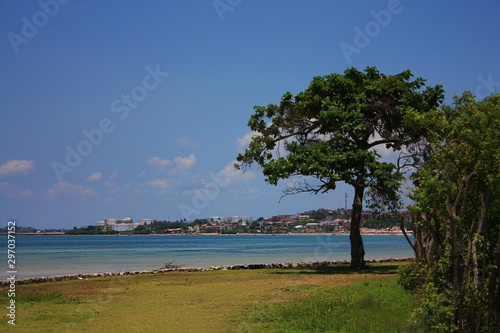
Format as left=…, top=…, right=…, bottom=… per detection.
left=1, top=234, right=414, bottom=279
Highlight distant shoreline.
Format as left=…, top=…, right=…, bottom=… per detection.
left=5, top=232, right=412, bottom=237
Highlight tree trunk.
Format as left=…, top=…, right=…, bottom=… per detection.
left=350, top=185, right=366, bottom=269
left=487, top=199, right=499, bottom=330
left=401, top=216, right=417, bottom=258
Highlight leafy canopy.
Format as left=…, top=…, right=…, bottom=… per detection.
left=236, top=66, right=444, bottom=200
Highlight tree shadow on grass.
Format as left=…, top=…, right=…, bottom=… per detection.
left=271, top=264, right=400, bottom=276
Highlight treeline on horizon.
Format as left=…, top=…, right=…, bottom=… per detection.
left=0, top=226, right=41, bottom=234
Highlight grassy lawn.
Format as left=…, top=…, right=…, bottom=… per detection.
left=0, top=263, right=417, bottom=333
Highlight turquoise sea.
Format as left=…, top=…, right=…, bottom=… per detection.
left=2, top=234, right=414, bottom=279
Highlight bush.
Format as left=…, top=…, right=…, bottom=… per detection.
left=410, top=282, right=458, bottom=333
left=397, top=262, right=426, bottom=294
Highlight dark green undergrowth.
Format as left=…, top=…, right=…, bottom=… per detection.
left=248, top=276, right=419, bottom=333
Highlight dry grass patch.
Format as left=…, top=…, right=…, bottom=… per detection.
left=0, top=263, right=404, bottom=333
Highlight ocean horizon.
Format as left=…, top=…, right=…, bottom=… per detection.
left=2, top=234, right=414, bottom=279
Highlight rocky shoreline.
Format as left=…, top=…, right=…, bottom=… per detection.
left=1, top=257, right=414, bottom=285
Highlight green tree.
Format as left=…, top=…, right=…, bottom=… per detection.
left=132, top=224, right=149, bottom=234
left=401, top=92, right=500, bottom=331
left=236, top=67, right=443, bottom=269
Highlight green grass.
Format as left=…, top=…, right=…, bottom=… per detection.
left=246, top=276, right=417, bottom=333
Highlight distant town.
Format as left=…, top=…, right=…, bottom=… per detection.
left=1, top=208, right=413, bottom=236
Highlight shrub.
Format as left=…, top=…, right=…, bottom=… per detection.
left=410, top=282, right=458, bottom=333
left=397, top=262, right=426, bottom=294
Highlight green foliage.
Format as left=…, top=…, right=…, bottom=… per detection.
left=0, top=225, right=38, bottom=233
left=410, top=282, right=458, bottom=333
left=241, top=67, right=441, bottom=194
left=397, top=262, right=426, bottom=294
left=362, top=214, right=401, bottom=229
left=132, top=225, right=149, bottom=234
left=237, top=67, right=443, bottom=197
left=308, top=208, right=329, bottom=220
left=405, top=92, right=500, bottom=332
left=65, top=225, right=117, bottom=235
left=153, top=220, right=195, bottom=233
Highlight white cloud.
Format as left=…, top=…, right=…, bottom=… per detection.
left=174, top=154, right=196, bottom=169
left=175, top=137, right=199, bottom=148
left=44, top=182, right=97, bottom=199
left=0, top=182, right=33, bottom=199
left=86, top=171, right=103, bottom=182
left=369, top=133, right=401, bottom=162
left=236, top=131, right=260, bottom=152
left=147, top=156, right=172, bottom=169
left=0, top=159, right=35, bottom=178
left=147, top=179, right=170, bottom=189
left=185, top=161, right=255, bottom=199
left=216, top=161, right=255, bottom=184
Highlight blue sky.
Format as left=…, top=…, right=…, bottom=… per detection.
left=1, top=0, right=499, bottom=229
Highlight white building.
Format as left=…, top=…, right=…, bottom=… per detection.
left=136, top=219, right=155, bottom=226
left=226, top=216, right=253, bottom=226
left=207, top=216, right=253, bottom=227
left=96, top=217, right=155, bottom=232
left=112, top=223, right=135, bottom=232
left=207, top=216, right=224, bottom=224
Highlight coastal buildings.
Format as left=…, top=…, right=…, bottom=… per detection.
left=96, top=217, right=155, bottom=232
left=207, top=216, right=253, bottom=226
left=201, top=216, right=254, bottom=233
left=91, top=209, right=412, bottom=235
